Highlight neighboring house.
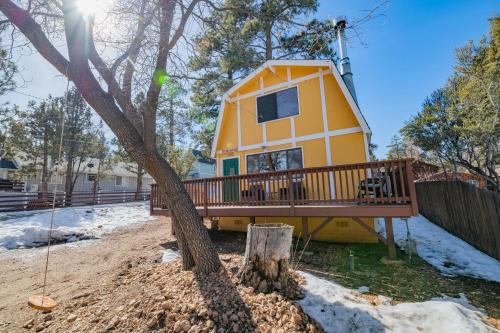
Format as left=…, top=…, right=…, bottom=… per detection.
left=4, top=157, right=153, bottom=193
left=188, top=149, right=216, bottom=179
left=0, top=158, right=18, bottom=180
left=210, top=59, right=376, bottom=242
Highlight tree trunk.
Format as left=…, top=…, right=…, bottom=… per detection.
left=41, top=127, right=49, bottom=198
left=171, top=212, right=195, bottom=270
left=265, top=27, right=273, bottom=60
left=135, top=164, right=143, bottom=199
left=168, top=98, right=174, bottom=147
left=239, top=224, right=293, bottom=293
left=64, top=149, right=74, bottom=206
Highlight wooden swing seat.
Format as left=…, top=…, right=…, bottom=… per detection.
left=28, top=295, right=57, bottom=311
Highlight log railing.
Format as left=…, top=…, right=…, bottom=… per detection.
left=151, top=159, right=418, bottom=216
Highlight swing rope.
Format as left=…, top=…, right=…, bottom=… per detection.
left=28, top=77, right=71, bottom=319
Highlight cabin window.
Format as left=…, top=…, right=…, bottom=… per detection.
left=246, top=148, right=303, bottom=174
left=256, top=87, right=299, bottom=123
left=115, top=176, right=123, bottom=186
left=86, top=174, right=97, bottom=182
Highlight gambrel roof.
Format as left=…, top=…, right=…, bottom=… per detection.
left=211, top=60, right=371, bottom=157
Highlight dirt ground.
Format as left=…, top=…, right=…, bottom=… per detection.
left=0, top=216, right=174, bottom=332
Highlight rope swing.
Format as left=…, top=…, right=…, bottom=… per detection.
left=28, top=77, right=71, bottom=315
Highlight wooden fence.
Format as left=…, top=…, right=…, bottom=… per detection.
left=416, top=181, right=500, bottom=260
left=0, top=190, right=150, bottom=212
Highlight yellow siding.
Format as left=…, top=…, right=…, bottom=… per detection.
left=234, top=77, right=260, bottom=98
left=216, top=102, right=238, bottom=152
left=266, top=118, right=291, bottom=141
left=330, top=132, right=367, bottom=164
left=294, top=79, right=323, bottom=136
left=300, top=138, right=327, bottom=167
left=290, top=66, right=327, bottom=80
left=262, top=67, right=288, bottom=87
left=218, top=216, right=377, bottom=243
left=324, top=74, right=360, bottom=130
left=240, top=98, right=262, bottom=146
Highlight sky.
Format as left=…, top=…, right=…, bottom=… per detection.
left=317, top=0, right=498, bottom=156
left=0, top=0, right=497, bottom=158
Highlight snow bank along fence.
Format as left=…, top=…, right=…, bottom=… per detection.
left=0, top=190, right=150, bottom=212
left=415, top=181, right=500, bottom=260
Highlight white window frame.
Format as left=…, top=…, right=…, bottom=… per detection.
left=115, top=175, right=124, bottom=187
left=86, top=173, right=97, bottom=183
left=255, top=85, right=301, bottom=125
left=245, top=146, right=304, bottom=174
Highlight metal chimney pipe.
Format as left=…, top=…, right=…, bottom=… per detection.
left=333, top=16, right=358, bottom=104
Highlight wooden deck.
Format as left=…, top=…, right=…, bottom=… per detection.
left=150, top=159, right=418, bottom=219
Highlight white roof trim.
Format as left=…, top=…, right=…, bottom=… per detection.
left=211, top=98, right=226, bottom=157
left=210, top=60, right=371, bottom=157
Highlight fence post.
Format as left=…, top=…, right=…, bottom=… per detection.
left=405, top=159, right=418, bottom=215
left=204, top=180, right=208, bottom=217
left=97, top=190, right=101, bottom=205
left=122, top=190, right=125, bottom=203
left=63, top=191, right=66, bottom=207
left=149, top=185, right=154, bottom=214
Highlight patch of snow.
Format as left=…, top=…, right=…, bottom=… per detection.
left=357, top=286, right=369, bottom=294
left=0, top=202, right=153, bottom=250
left=161, top=249, right=180, bottom=264
left=298, top=272, right=496, bottom=333
left=376, top=215, right=500, bottom=283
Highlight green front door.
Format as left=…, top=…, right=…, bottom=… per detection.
left=223, top=158, right=240, bottom=202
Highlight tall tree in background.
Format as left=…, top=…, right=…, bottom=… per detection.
left=189, top=0, right=257, bottom=150
left=112, top=137, right=145, bottom=198
left=402, top=17, right=499, bottom=191
left=0, top=40, right=17, bottom=155
left=8, top=97, right=60, bottom=194
left=61, top=88, right=97, bottom=204
left=90, top=125, right=111, bottom=196
left=246, top=0, right=335, bottom=61
left=159, top=79, right=191, bottom=147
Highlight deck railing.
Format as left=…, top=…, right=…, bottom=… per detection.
left=151, top=159, right=418, bottom=216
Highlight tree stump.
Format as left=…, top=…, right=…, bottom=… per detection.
left=238, top=223, right=294, bottom=294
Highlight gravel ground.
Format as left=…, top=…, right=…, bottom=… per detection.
left=0, top=217, right=320, bottom=333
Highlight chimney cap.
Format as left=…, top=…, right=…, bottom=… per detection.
left=333, top=16, right=347, bottom=29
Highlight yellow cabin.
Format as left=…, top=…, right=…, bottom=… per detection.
left=210, top=60, right=377, bottom=242
left=151, top=60, right=418, bottom=254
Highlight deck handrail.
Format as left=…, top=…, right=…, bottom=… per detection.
left=151, top=158, right=419, bottom=216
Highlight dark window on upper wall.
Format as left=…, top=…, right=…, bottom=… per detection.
left=247, top=148, right=303, bottom=174
left=257, top=87, right=299, bottom=123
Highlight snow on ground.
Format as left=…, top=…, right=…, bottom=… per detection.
left=299, top=272, right=496, bottom=333
left=376, top=215, right=500, bottom=283
left=0, top=202, right=153, bottom=250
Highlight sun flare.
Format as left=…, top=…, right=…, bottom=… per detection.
left=76, top=0, right=101, bottom=17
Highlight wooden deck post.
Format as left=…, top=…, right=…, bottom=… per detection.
left=250, top=216, right=256, bottom=225
left=301, top=217, right=309, bottom=243
left=384, top=217, right=397, bottom=260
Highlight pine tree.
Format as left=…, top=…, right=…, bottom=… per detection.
left=189, top=0, right=337, bottom=150
left=9, top=97, right=60, bottom=194
left=60, top=88, right=99, bottom=203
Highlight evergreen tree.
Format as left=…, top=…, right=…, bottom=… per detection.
left=112, top=137, right=145, bottom=198
left=60, top=88, right=99, bottom=202
left=9, top=97, right=61, bottom=194
left=402, top=17, right=499, bottom=191
left=189, top=0, right=337, bottom=150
